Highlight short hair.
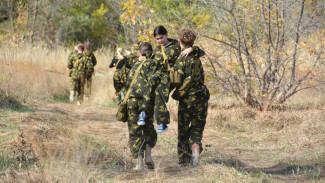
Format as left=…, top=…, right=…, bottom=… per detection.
left=153, top=25, right=167, bottom=37
left=179, top=29, right=196, bottom=46
left=139, top=42, right=153, bottom=56
left=74, top=44, right=83, bottom=50
left=77, top=44, right=85, bottom=52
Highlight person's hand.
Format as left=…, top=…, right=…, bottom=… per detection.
left=180, top=47, right=193, bottom=57
left=139, top=55, right=146, bottom=61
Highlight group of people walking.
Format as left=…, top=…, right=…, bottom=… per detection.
left=67, top=42, right=97, bottom=105
left=67, top=25, right=209, bottom=170
left=110, top=25, right=210, bottom=170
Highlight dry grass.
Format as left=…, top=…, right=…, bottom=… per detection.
left=0, top=44, right=115, bottom=105
left=1, top=45, right=325, bottom=182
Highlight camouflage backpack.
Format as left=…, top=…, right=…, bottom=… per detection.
left=161, top=47, right=181, bottom=87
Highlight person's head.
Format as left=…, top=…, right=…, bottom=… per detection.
left=139, top=42, right=153, bottom=56
left=76, top=44, right=85, bottom=53
left=125, top=47, right=132, bottom=56
left=133, top=41, right=140, bottom=51
left=84, top=42, right=91, bottom=51
left=179, top=29, right=196, bottom=48
left=153, top=25, right=169, bottom=46
left=74, top=44, right=82, bottom=51
left=116, top=47, right=123, bottom=55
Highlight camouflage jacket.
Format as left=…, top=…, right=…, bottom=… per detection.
left=109, top=56, right=128, bottom=69
left=67, top=50, right=78, bottom=76
left=70, top=53, right=94, bottom=79
left=174, top=46, right=207, bottom=96
left=67, top=50, right=78, bottom=66
left=127, top=52, right=161, bottom=99
left=153, top=38, right=205, bottom=73
left=84, top=51, right=97, bottom=67
left=126, top=53, right=138, bottom=69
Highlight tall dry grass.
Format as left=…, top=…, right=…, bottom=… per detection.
left=0, top=44, right=116, bottom=105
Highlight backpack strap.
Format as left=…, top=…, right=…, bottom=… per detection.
left=73, top=57, right=81, bottom=67
left=121, top=61, right=145, bottom=103
left=161, top=47, right=174, bottom=72
left=115, top=56, right=126, bottom=69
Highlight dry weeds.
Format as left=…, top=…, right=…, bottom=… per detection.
left=1, top=45, right=325, bottom=182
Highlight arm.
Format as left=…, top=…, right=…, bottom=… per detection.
left=67, top=52, right=75, bottom=69
left=109, top=57, right=117, bottom=68
left=192, top=46, right=205, bottom=57
left=174, top=57, right=186, bottom=84
left=86, top=58, right=94, bottom=77
left=179, top=46, right=205, bottom=58
left=91, top=53, right=97, bottom=66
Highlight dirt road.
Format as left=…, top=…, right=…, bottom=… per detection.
left=0, top=101, right=324, bottom=182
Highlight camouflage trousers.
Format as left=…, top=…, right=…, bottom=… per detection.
left=177, top=88, right=209, bottom=164
left=113, top=69, right=124, bottom=93
left=127, top=97, right=157, bottom=158
left=70, top=75, right=86, bottom=102
left=154, top=74, right=170, bottom=125
left=85, top=74, right=93, bottom=97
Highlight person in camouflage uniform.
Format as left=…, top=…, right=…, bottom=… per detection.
left=152, top=25, right=205, bottom=133
left=126, top=42, right=161, bottom=170
left=67, top=44, right=80, bottom=102
left=125, top=43, right=139, bottom=67
left=68, top=44, right=94, bottom=105
left=173, top=29, right=210, bottom=167
left=109, top=48, right=128, bottom=102
left=84, top=42, right=97, bottom=98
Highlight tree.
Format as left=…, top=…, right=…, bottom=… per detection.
left=199, top=0, right=325, bottom=110
left=119, top=0, right=325, bottom=110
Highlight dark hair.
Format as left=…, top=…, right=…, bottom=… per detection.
left=77, top=44, right=85, bottom=52
left=179, top=29, right=196, bottom=46
left=139, top=42, right=153, bottom=56
left=153, top=25, right=168, bottom=37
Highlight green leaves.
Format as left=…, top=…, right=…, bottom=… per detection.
left=59, top=1, right=111, bottom=47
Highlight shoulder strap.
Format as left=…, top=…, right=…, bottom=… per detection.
left=161, top=47, right=173, bottom=72
left=121, top=61, right=145, bottom=103
left=73, top=57, right=81, bottom=67
left=115, top=58, right=123, bottom=68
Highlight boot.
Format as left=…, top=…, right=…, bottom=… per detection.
left=133, top=156, right=144, bottom=171
left=145, top=144, right=155, bottom=169
left=190, top=144, right=200, bottom=167
left=69, top=91, right=74, bottom=102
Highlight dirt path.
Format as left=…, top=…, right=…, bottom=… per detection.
left=1, top=101, right=324, bottom=182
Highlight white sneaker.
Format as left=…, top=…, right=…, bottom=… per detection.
left=137, top=111, right=146, bottom=126
left=69, top=91, right=74, bottom=102
left=77, top=101, right=81, bottom=105
left=190, top=144, right=200, bottom=167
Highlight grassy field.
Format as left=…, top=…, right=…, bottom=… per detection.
left=0, top=45, right=325, bottom=182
